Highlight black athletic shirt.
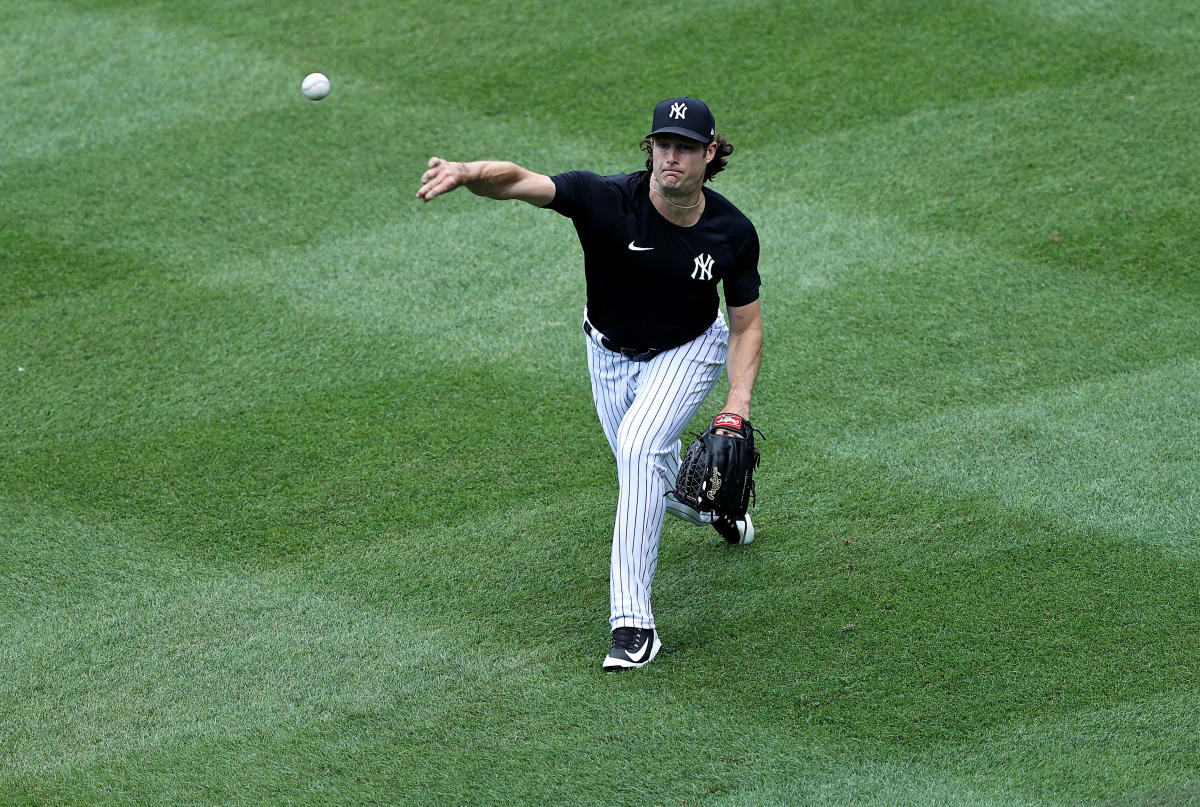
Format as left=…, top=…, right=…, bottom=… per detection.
left=547, top=170, right=760, bottom=350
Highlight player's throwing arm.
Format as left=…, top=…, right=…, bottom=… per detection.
left=417, top=157, right=555, bottom=206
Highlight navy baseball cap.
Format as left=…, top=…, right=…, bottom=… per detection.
left=648, top=97, right=716, bottom=144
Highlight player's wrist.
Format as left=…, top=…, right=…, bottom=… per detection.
left=720, top=401, right=750, bottom=420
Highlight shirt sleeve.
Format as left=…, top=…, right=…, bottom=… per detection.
left=546, top=171, right=622, bottom=227
left=722, top=223, right=761, bottom=307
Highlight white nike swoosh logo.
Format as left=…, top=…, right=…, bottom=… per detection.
left=628, top=242, right=654, bottom=251
left=626, top=634, right=654, bottom=663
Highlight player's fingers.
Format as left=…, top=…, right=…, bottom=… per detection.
left=420, top=158, right=452, bottom=185
left=417, top=173, right=449, bottom=201
left=418, top=157, right=441, bottom=183
left=418, top=164, right=444, bottom=191
left=418, top=160, right=460, bottom=201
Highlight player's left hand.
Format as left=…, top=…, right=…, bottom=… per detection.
left=670, top=413, right=761, bottom=517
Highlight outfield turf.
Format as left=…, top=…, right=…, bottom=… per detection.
left=3, top=1, right=1200, bottom=804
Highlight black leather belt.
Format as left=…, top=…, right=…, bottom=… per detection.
left=583, top=320, right=664, bottom=362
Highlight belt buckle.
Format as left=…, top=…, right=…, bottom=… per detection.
left=591, top=324, right=657, bottom=361
left=623, top=346, right=660, bottom=362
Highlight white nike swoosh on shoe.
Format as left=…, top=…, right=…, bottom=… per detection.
left=628, top=242, right=654, bottom=251
left=625, top=634, right=654, bottom=663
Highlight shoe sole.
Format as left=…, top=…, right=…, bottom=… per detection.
left=602, top=633, right=662, bottom=672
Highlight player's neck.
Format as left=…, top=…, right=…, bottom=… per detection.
left=649, top=176, right=705, bottom=226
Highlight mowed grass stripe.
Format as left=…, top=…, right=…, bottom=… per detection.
left=748, top=69, right=1200, bottom=282
left=2, top=364, right=606, bottom=564
left=2, top=204, right=589, bottom=440
left=0, top=0, right=326, bottom=166
left=196, top=200, right=588, bottom=360
left=753, top=215, right=1194, bottom=433
left=826, top=356, right=1200, bottom=550
left=770, top=73, right=1200, bottom=288
left=708, top=685, right=1200, bottom=807
left=1, top=94, right=432, bottom=305
left=947, top=690, right=1200, bottom=805
left=743, top=73, right=1200, bottom=436
left=0, top=535, right=544, bottom=790
left=1010, top=0, right=1200, bottom=46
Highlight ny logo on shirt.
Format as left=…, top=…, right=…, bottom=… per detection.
left=692, top=253, right=715, bottom=281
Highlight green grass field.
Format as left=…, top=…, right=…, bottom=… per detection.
left=4, top=1, right=1200, bottom=804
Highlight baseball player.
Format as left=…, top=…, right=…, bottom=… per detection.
left=417, top=97, right=763, bottom=671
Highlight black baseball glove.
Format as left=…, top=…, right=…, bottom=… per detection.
left=669, top=413, right=761, bottom=519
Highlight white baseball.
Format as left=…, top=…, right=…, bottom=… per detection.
left=301, top=72, right=330, bottom=101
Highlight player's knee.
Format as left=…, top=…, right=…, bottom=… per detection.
left=615, top=440, right=652, bottom=472
left=614, top=432, right=668, bottom=474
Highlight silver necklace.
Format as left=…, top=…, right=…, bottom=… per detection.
left=651, top=177, right=702, bottom=210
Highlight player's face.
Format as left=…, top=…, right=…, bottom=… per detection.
left=651, top=135, right=716, bottom=193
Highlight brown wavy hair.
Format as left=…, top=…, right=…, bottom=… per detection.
left=640, top=134, right=734, bottom=183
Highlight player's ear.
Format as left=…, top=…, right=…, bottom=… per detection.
left=704, top=141, right=717, bottom=163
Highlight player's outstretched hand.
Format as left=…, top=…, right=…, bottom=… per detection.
left=417, top=157, right=465, bottom=202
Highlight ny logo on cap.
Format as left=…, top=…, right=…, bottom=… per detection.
left=670, top=102, right=687, bottom=120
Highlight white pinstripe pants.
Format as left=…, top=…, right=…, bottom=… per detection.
left=584, top=312, right=729, bottom=630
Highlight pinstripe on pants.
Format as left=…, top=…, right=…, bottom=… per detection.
left=584, top=311, right=729, bottom=630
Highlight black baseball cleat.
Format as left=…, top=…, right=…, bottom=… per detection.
left=602, top=626, right=662, bottom=672
left=714, top=511, right=754, bottom=545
